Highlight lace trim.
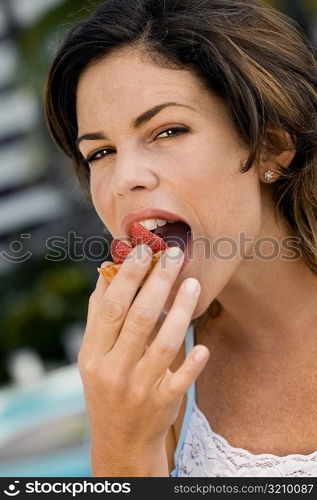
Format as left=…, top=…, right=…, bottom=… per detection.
left=177, top=402, right=317, bottom=477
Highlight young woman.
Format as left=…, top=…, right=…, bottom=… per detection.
left=44, top=0, right=317, bottom=476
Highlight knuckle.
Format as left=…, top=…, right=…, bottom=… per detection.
left=156, top=339, right=176, bottom=357
left=122, top=264, right=140, bottom=281
left=100, top=298, right=125, bottom=323
left=130, top=384, right=147, bottom=403
left=88, top=290, right=97, bottom=305
left=166, top=382, right=177, bottom=398
left=156, top=264, right=175, bottom=282
left=79, top=358, right=123, bottom=389
left=77, top=352, right=96, bottom=378
left=77, top=347, right=84, bottom=367
left=129, top=306, right=155, bottom=328
left=101, top=369, right=126, bottom=391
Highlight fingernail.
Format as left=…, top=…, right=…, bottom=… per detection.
left=166, top=246, right=184, bottom=262
left=183, top=278, right=200, bottom=295
left=194, top=348, right=208, bottom=363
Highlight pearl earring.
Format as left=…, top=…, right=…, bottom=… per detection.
left=264, top=170, right=274, bottom=182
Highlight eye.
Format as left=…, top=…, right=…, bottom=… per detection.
left=85, top=148, right=115, bottom=164
left=155, top=126, right=189, bottom=140
left=84, top=126, right=188, bottom=164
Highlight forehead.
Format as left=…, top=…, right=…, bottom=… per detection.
left=76, top=48, right=210, bottom=123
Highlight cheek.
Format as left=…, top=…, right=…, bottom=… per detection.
left=188, top=139, right=262, bottom=240
left=161, top=165, right=262, bottom=317
left=90, top=175, right=102, bottom=215
left=90, top=173, right=114, bottom=229
left=214, top=175, right=261, bottom=234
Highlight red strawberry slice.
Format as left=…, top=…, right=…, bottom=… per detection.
left=110, top=239, right=133, bottom=264
left=109, top=222, right=168, bottom=264
left=130, top=221, right=168, bottom=254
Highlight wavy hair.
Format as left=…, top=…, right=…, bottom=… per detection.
left=45, top=0, right=317, bottom=279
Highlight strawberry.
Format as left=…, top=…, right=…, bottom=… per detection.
left=109, top=222, right=168, bottom=265
left=110, top=239, right=133, bottom=264
left=130, top=222, right=168, bottom=254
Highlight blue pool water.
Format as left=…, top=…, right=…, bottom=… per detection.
left=0, top=364, right=92, bottom=477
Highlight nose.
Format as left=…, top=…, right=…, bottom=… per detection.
left=111, top=148, right=159, bottom=196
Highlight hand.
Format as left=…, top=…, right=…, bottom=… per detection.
left=78, top=244, right=209, bottom=476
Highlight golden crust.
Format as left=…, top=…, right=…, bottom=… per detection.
left=97, top=250, right=164, bottom=284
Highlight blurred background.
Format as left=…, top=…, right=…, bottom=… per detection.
left=0, top=0, right=316, bottom=477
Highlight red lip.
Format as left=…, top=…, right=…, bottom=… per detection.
left=120, top=208, right=191, bottom=239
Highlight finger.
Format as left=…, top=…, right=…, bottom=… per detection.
left=139, top=277, right=201, bottom=385
left=86, top=261, right=113, bottom=326
left=81, top=261, right=113, bottom=356
left=164, top=344, right=209, bottom=400
left=111, top=247, right=185, bottom=366
left=82, top=244, right=153, bottom=355
left=85, top=262, right=112, bottom=333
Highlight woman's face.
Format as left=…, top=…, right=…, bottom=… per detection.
left=76, top=48, right=263, bottom=317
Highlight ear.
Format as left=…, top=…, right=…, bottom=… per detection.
left=259, top=128, right=296, bottom=183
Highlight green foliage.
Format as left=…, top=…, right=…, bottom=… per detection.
left=0, top=258, right=94, bottom=384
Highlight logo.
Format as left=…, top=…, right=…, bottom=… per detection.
left=4, top=481, right=20, bottom=496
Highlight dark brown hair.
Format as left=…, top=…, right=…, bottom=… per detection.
left=45, top=0, right=317, bottom=275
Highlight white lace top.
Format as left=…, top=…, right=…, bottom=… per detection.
left=171, top=323, right=317, bottom=477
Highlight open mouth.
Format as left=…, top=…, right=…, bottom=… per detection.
left=111, top=216, right=194, bottom=266
left=151, top=221, right=192, bottom=254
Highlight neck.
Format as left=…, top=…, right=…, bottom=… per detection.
left=215, top=218, right=317, bottom=354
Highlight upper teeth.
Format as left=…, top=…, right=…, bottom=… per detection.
left=139, top=218, right=174, bottom=231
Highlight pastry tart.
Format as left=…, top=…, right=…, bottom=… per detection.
left=97, top=250, right=164, bottom=284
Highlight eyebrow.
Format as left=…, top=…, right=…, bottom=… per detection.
left=76, top=102, right=196, bottom=146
